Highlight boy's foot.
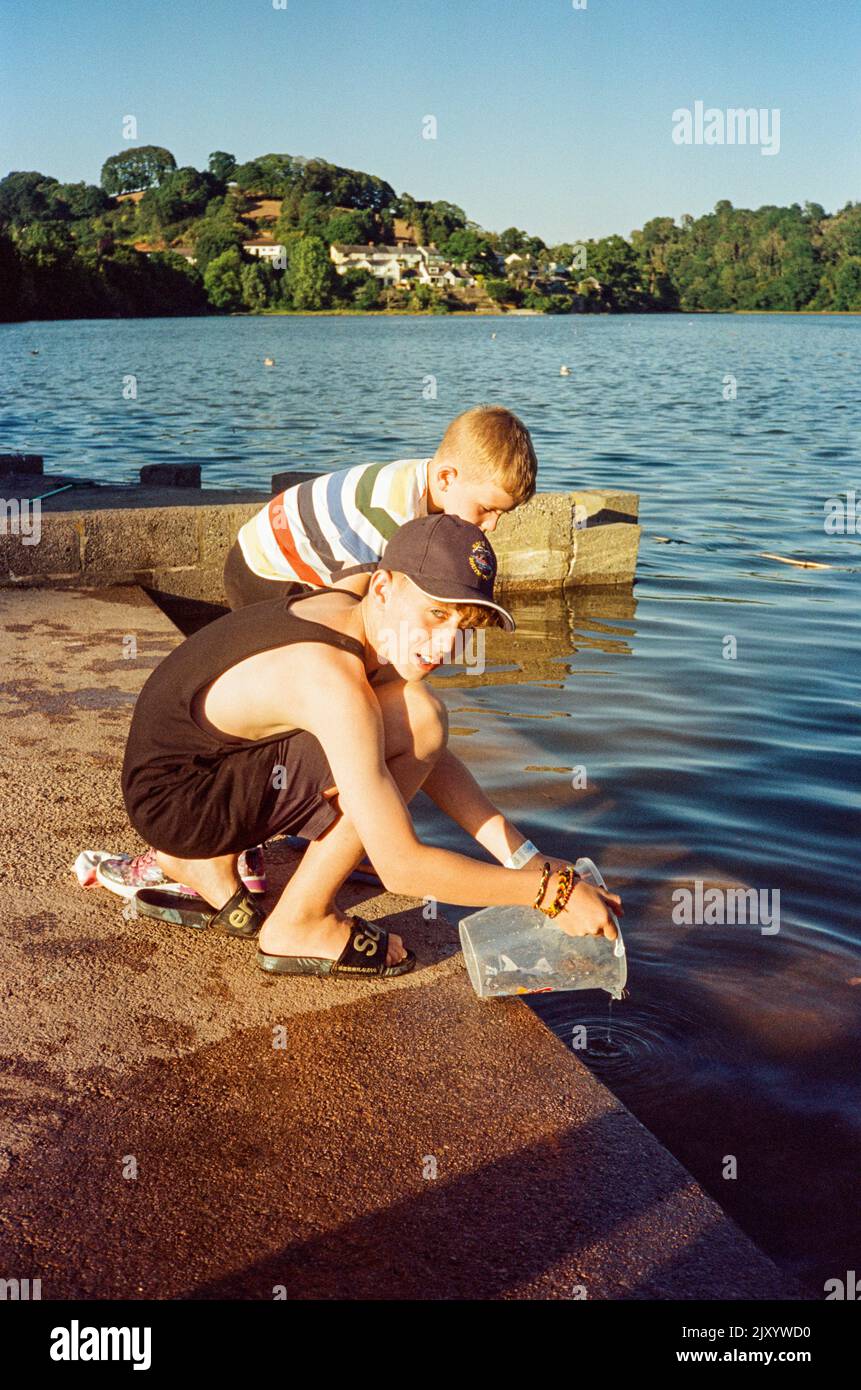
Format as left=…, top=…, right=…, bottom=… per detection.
left=98, top=846, right=267, bottom=899
left=238, top=845, right=267, bottom=894
left=97, top=848, right=199, bottom=899
left=258, top=906, right=407, bottom=970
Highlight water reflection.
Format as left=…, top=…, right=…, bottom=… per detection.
left=431, top=586, right=637, bottom=691
left=421, top=574, right=860, bottom=1296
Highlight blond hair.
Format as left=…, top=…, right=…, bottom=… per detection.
left=450, top=602, right=505, bottom=630
left=391, top=572, right=504, bottom=629
left=436, top=405, right=537, bottom=505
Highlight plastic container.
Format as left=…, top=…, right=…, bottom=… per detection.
left=458, top=857, right=626, bottom=1000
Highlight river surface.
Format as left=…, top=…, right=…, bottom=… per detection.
left=2, top=312, right=859, bottom=1293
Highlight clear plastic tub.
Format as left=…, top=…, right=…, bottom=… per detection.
left=458, top=857, right=626, bottom=1000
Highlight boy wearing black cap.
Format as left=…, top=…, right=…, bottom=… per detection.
left=121, top=516, right=621, bottom=978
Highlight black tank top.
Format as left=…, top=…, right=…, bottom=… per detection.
left=121, top=589, right=365, bottom=813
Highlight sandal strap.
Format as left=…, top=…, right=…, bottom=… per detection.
left=331, top=918, right=388, bottom=976
left=210, top=885, right=264, bottom=938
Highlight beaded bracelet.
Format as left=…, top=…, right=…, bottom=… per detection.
left=532, top=861, right=551, bottom=910
left=541, top=865, right=577, bottom=919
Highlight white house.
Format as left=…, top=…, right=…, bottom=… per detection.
left=330, top=243, right=426, bottom=286
left=244, top=240, right=287, bottom=264
left=330, top=243, right=474, bottom=289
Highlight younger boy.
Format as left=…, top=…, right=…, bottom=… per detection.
left=120, top=515, right=621, bottom=977
left=222, top=403, right=537, bottom=609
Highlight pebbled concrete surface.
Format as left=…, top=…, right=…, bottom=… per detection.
left=0, top=585, right=805, bottom=1300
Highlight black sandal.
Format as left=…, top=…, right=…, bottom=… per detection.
left=131, top=884, right=264, bottom=938
left=257, top=916, right=415, bottom=977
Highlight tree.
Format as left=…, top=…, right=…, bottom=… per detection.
left=287, top=235, right=336, bottom=309
left=335, top=267, right=380, bottom=309
left=423, top=200, right=467, bottom=247
left=484, top=278, right=510, bottom=303
left=0, top=171, right=60, bottom=226
left=50, top=181, right=111, bottom=221
left=325, top=209, right=376, bottom=245
left=140, top=166, right=220, bottom=230
left=240, top=260, right=269, bottom=311
left=204, top=247, right=244, bottom=310
left=208, top=151, right=237, bottom=185
left=831, top=257, right=861, bottom=310
left=353, top=275, right=382, bottom=311
left=440, top=227, right=497, bottom=275
left=497, top=227, right=529, bottom=255
left=585, top=235, right=647, bottom=310
left=0, top=230, right=23, bottom=319
left=100, top=146, right=177, bottom=195
left=191, top=212, right=246, bottom=274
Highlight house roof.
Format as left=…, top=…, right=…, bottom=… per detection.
left=393, top=217, right=418, bottom=243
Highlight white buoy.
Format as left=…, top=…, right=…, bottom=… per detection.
left=263, top=357, right=275, bottom=367
left=559, top=364, right=571, bottom=376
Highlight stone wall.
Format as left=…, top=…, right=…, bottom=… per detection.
left=0, top=482, right=640, bottom=598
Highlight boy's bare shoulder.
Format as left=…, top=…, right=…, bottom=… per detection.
left=267, top=592, right=368, bottom=684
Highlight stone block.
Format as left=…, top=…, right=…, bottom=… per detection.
left=0, top=514, right=81, bottom=580
left=198, top=503, right=263, bottom=565
left=568, top=522, right=642, bottom=586
left=271, top=470, right=318, bottom=495
left=81, top=508, right=199, bottom=576
left=0, top=454, right=43, bottom=476
left=139, top=463, right=201, bottom=488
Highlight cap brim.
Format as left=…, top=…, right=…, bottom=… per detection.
left=403, top=575, right=516, bottom=633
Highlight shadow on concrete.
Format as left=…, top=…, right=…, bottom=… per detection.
left=0, top=970, right=795, bottom=1301
left=140, top=586, right=229, bottom=637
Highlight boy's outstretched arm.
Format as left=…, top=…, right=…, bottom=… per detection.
left=421, top=748, right=534, bottom=862
left=293, top=650, right=620, bottom=934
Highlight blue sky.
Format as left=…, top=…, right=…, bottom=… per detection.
left=1, top=0, right=858, bottom=243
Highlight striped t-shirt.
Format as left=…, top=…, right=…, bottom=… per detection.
left=237, top=457, right=432, bottom=585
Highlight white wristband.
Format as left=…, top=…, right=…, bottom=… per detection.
left=504, top=840, right=540, bottom=870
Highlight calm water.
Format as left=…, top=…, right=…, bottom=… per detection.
left=2, top=313, right=860, bottom=1292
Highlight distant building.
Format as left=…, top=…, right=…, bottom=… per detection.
left=330, top=243, right=474, bottom=289
left=392, top=217, right=419, bottom=247
left=133, top=240, right=197, bottom=265
left=244, top=239, right=286, bottom=262
left=330, top=243, right=425, bottom=286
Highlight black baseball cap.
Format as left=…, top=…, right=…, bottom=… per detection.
left=377, top=514, right=516, bottom=632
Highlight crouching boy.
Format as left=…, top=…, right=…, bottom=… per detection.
left=121, top=515, right=621, bottom=978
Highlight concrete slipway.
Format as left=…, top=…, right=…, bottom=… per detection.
left=0, top=582, right=806, bottom=1301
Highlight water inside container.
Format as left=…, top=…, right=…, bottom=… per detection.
left=459, top=858, right=626, bottom=999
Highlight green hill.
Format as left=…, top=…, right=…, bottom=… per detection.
left=1, top=146, right=859, bottom=320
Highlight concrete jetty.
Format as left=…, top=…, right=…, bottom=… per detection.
left=0, top=459, right=641, bottom=599
left=0, top=579, right=805, bottom=1299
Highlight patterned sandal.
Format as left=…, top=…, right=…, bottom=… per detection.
left=257, top=916, right=415, bottom=977
left=130, top=884, right=264, bottom=938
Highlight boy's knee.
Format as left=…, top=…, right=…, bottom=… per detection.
left=406, top=682, right=448, bottom=759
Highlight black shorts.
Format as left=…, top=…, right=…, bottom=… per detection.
left=126, top=729, right=340, bottom=859
left=222, top=539, right=311, bottom=610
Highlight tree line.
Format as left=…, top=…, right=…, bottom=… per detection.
left=0, top=145, right=859, bottom=320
